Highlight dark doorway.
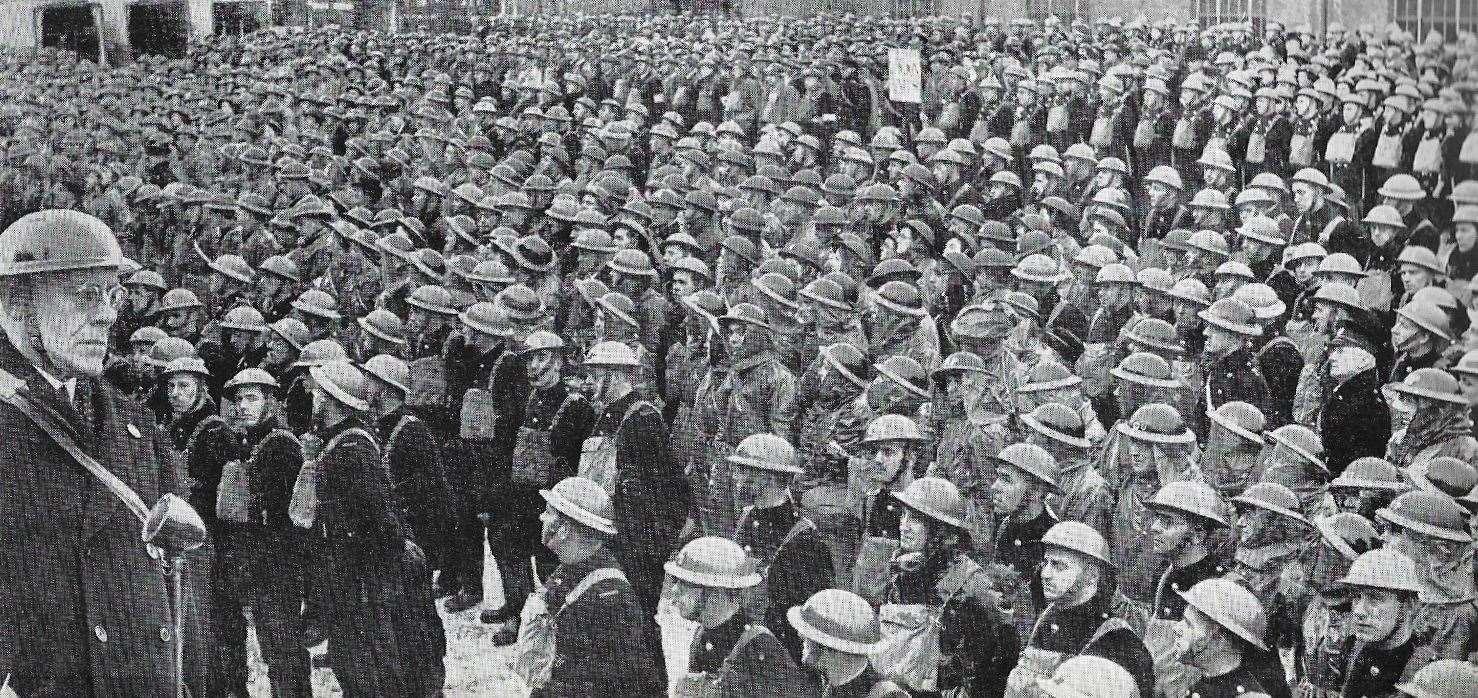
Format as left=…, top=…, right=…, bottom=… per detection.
left=214, top=2, right=263, bottom=36
left=127, top=1, right=187, bottom=59
left=39, top=5, right=101, bottom=62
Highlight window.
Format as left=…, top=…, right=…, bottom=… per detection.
left=1192, top=0, right=1267, bottom=33
left=1391, top=0, right=1478, bottom=41
left=1026, top=0, right=1088, bottom=23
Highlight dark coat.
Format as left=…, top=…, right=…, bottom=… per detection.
left=535, top=550, right=664, bottom=698
left=0, top=337, right=187, bottom=696
left=314, top=416, right=444, bottom=697
left=1200, top=347, right=1271, bottom=435
left=378, top=408, right=454, bottom=568
left=733, top=500, right=835, bottom=663
left=1318, top=367, right=1390, bottom=477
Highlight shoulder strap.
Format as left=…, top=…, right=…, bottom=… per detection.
left=763, top=517, right=817, bottom=573
left=718, top=625, right=777, bottom=673
left=325, top=426, right=380, bottom=460
left=0, top=368, right=149, bottom=523
left=733, top=505, right=755, bottom=538
left=1082, top=616, right=1132, bottom=655
left=387, top=414, right=418, bottom=447
left=617, top=399, right=659, bottom=434
left=186, top=414, right=226, bottom=453
left=250, top=428, right=300, bottom=466
left=1258, top=336, right=1296, bottom=358
left=554, top=567, right=628, bottom=617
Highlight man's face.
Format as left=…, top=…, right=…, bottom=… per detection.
left=1351, top=587, right=1404, bottom=643
left=1203, top=325, right=1241, bottom=355
left=1292, top=182, right=1320, bottom=212
left=1149, top=509, right=1195, bottom=557
left=167, top=373, right=200, bottom=415
left=230, top=385, right=269, bottom=430
left=1398, top=265, right=1433, bottom=294
left=1457, top=224, right=1477, bottom=253
left=31, top=268, right=119, bottom=377
left=863, top=441, right=908, bottom=487
left=731, top=465, right=777, bottom=511
left=1041, top=549, right=1088, bottom=604
left=989, top=465, right=1032, bottom=516
left=899, top=508, right=929, bottom=553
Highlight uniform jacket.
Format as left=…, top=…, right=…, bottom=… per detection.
left=1199, top=347, right=1270, bottom=435
left=733, top=500, right=835, bottom=662
left=0, top=337, right=186, bottom=697
left=535, top=550, right=663, bottom=698
left=1318, top=366, right=1390, bottom=477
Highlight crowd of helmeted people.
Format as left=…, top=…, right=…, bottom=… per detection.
left=5, top=9, right=1478, bottom=698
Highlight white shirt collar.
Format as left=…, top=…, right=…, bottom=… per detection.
left=33, top=364, right=76, bottom=403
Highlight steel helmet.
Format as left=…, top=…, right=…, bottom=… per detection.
left=892, top=476, right=967, bottom=529
left=996, top=442, right=1060, bottom=492
left=291, top=339, right=347, bottom=368
left=1021, top=403, right=1091, bottom=450
left=161, top=356, right=210, bottom=378
left=1232, top=482, right=1309, bottom=524
left=1394, top=302, right=1454, bottom=342
left=1377, top=490, right=1474, bottom=543
left=222, top=367, right=279, bottom=394
left=540, top=476, right=616, bottom=535
left=1110, top=352, right=1180, bottom=389
left=219, top=306, right=267, bottom=333
left=1148, top=480, right=1229, bottom=527
left=1395, top=660, right=1478, bottom=698
left=820, top=342, right=870, bottom=389
left=665, top=536, right=761, bottom=590
left=361, top=354, right=409, bottom=395
left=158, top=288, right=204, bottom=313
left=357, top=309, right=407, bottom=345
left=1170, top=278, right=1212, bottom=307
left=1315, top=252, right=1364, bottom=278
left=583, top=340, right=639, bottom=368
left=124, top=269, right=167, bottom=291
left=1119, top=403, right=1198, bottom=444
left=1146, top=165, right=1184, bottom=190
left=1038, top=655, right=1139, bottom=698
left=407, top=285, right=458, bottom=315
left=496, top=284, right=545, bottom=322
left=1410, top=456, right=1478, bottom=499
left=1377, top=173, right=1425, bottom=200
left=1208, top=401, right=1267, bottom=445
left=291, top=289, right=341, bottom=321
left=1041, top=520, right=1112, bottom=567
left=1233, top=283, right=1286, bottom=321
left=1362, top=204, right=1406, bottom=229
left=1313, top=282, right=1364, bottom=311
left=1396, top=245, right=1444, bottom=274
left=875, top=355, right=930, bottom=399
left=1236, top=216, right=1286, bottom=246
left=128, top=326, right=168, bottom=347
left=268, top=318, right=310, bottom=352
left=1313, top=513, right=1382, bottom=562
left=1179, top=578, right=1268, bottom=649
left=1266, top=424, right=1326, bottom=470
left=259, top=255, right=300, bottom=283
left=308, top=360, right=370, bottom=412
left=931, top=351, right=988, bottom=382
left=146, top=336, right=197, bottom=367
left=1339, top=548, right=1422, bottom=593
left=874, top=280, right=926, bottom=317
left=1330, top=457, right=1407, bottom=492
left=1389, top=367, right=1465, bottom=404
left=1214, top=261, right=1256, bottom=280
left=860, top=414, right=927, bottom=445
left=520, top=330, right=565, bottom=355
left=726, top=433, right=802, bottom=474
left=788, top=589, right=881, bottom=656
left=1125, top=318, right=1184, bottom=354
left=1018, top=360, right=1083, bottom=393
left=0, top=209, right=123, bottom=276
left=207, top=254, right=255, bottom=284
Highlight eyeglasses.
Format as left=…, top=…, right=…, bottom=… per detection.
left=77, top=282, right=126, bottom=315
